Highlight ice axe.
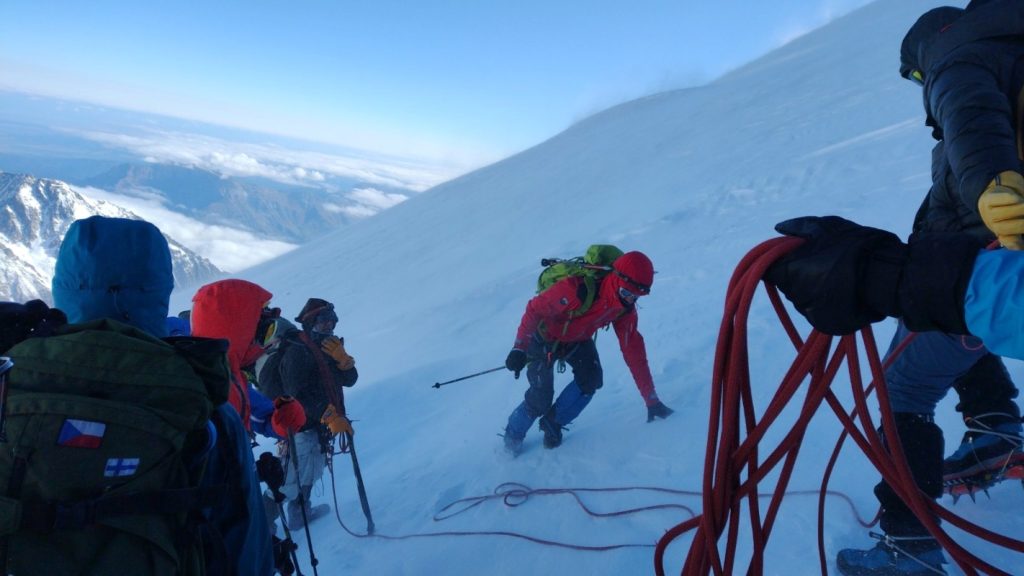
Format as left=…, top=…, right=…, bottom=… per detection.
left=343, top=431, right=375, bottom=534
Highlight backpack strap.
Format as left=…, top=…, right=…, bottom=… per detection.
left=574, top=276, right=598, bottom=319
left=298, top=332, right=344, bottom=415
left=0, top=449, right=30, bottom=570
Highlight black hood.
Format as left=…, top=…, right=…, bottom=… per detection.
left=899, top=6, right=965, bottom=81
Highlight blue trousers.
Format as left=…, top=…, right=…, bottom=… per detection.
left=883, top=320, right=988, bottom=415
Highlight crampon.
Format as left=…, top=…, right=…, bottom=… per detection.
left=944, top=452, right=1024, bottom=503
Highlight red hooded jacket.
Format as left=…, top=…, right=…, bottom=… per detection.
left=191, top=279, right=273, bottom=429
left=513, top=275, right=658, bottom=405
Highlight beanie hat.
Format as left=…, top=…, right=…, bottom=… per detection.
left=295, top=298, right=335, bottom=327
left=613, top=251, right=654, bottom=294
left=899, top=6, right=964, bottom=81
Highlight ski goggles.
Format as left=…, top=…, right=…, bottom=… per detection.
left=255, top=306, right=281, bottom=348
left=908, top=69, right=924, bottom=86
left=615, top=271, right=651, bottom=295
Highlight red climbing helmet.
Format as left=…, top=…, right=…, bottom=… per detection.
left=613, top=251, right=654, bottom=295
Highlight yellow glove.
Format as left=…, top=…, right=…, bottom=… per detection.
left=321, top=403, right=353, bottom=436
left=978, top=170, right=1024, bottom=250
left=321, top=336, right=355, bottom=370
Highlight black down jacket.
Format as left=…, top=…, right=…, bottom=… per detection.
left=903, top=0, right=1024, bottom=213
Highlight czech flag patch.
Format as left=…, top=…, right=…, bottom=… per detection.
left=56, top=418, right=107, bottom=449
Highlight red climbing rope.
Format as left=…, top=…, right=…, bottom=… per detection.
left=654, top=236, right=1024, bottom=576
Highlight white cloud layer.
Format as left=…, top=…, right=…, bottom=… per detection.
left=76, top=128, right=460, bottom=193
left=74, top=185, right=298, bottom=272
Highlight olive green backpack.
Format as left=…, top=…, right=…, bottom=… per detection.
left=0, top=319, right=231, bottom=576
left=536, top=244, right=624, bottom=317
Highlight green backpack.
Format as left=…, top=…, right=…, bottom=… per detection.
left=0, top=319, right=230, bottom=576
left=536, top=244, right=624, bottom=317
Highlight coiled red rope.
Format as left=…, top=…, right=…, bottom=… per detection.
left=653, top=236, right=1024, bottom=576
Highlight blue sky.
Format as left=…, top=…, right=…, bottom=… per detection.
left=2, top=0, right=872, bottom=168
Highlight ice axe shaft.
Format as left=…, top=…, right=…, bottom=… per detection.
left=432, top=366, right=504, bottom=388
left=344, top=431, right=375, bottom=534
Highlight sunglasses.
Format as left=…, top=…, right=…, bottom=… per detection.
left=314, top=309, right=338, bottom=325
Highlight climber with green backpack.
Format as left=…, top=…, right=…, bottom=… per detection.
left=0, top=216, right=274, bottom=575
left=502, top=246, right=673, bottom=455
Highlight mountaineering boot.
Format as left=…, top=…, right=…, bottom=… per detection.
left=286, top=485, right=331, bottom=531
left=873, top=414, right=943, bottom=538
left=836, top=534, right=946, bottom=576
left=552, top=381, right=594, bottom=426
left=503, top=401, right=537, bottom=456
left=503, top=432, right=524, bottom=456
left=647, top=400, right=674, bottom=422
left=538, top=410, right=563, bottom=449
left=943, top=415, right=1023, bottom=482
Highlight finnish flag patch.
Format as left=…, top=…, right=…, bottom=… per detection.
left=104, top=458, right=140, bottom=478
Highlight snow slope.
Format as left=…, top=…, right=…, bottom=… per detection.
left=174, top=1, right=1022, bottom=574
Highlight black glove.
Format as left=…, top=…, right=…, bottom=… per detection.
left=505, top=349, right=527, bottom=379
left=272, top=535, right=296, bottom=575
left=765, top=216, right=984, bottom=335
left=0, top=300, right=68, bottom=353
left=897, top=231, right=985, bottom=334
left=764, top=216, right=908, bottom=335
left=256, top=452, right=286, bottom=497
left=647, top=401, right=674, bottom=422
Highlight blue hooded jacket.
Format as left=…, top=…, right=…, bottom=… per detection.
left=53, top=216, right=173, bottom=337
left=51, top=216, right=274, bottom=575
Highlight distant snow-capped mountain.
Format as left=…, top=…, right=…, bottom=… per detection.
left=0, top=172, right=222, bottom=303
left=82, top=163, right=361, bottom=244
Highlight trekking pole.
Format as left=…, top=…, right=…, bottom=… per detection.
left=286, top=432, right=319, bottom=576
left=267, top=460, right=303, bottom=576
left=432, top=366, right=504, bottom=388
left=258, top=450, right=303, bottom=575
left=344, top=431, right=375, bottom=534
left=0, top=357, right=12, bottom=443
left=273, top=491, right=303, bottom=575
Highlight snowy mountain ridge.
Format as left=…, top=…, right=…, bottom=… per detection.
left=0, top=172, right=222, bottom=302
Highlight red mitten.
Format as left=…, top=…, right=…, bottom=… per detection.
left=271, top=396, right=307, bottom=437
